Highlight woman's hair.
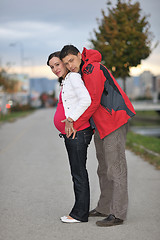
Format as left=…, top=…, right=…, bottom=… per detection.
left=47, top=51, right=63, bottom=85
left=47, top=51, right=60, bottom=66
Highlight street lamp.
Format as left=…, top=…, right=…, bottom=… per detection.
left=23, top=57, right=34, bottom=77
left=10, top=42, right=24, bottom=74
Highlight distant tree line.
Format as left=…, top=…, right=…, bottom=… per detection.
left=0, top=68, right=19, bottom=93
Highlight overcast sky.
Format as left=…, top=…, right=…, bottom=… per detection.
left=0, top=0, right=160, bottom=78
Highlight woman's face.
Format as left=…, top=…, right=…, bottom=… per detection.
left=49, top=57, right=67, bottom=78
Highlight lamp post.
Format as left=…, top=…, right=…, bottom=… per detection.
left=23, top=57, right=34, bottom=76
left=10, top=42, right=24, bottom=74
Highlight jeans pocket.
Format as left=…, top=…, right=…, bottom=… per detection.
left=84, top=132, right=92, bottom=145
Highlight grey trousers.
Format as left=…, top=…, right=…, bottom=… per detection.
left=94, top=123, right=128, bottom=220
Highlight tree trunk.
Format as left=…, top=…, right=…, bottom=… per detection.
left=123, top=77, right=126, bottom=93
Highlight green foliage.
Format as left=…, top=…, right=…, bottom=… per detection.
left=0, top=110, right=34, bottom=123
left=10, top=104, right=34, bottom=112
left=130, top=110, right=160, bottom=126
left=135, top=110, right=160, bottom=117
left=0, top=69, right=18, bottom=93
left=90, top=0, right=155, bottom=91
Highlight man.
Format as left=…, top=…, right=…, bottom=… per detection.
left=60, top=45, right=136, bottom=227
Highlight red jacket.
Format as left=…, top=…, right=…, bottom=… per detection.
left=74, top=48, right=136, bottom=139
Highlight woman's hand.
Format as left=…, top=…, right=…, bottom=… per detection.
left=61, top=118, right=77, bottom=139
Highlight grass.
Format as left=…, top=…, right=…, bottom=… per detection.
left=0, top=110, right=35, bottom=123
left=134, top=110, right=160, bottom=117
left=127, top=110, right=160, bottom=169
left=131, top=110, right=160, bottom=126
left=126, top=131, right=160, bottom=170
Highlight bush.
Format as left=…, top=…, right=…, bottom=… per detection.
left=10, top=104, right=34, bottom=112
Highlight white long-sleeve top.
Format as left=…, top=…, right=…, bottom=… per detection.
left=61, top=72, right=91, bottom=121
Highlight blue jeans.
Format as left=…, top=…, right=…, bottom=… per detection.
left=62, top=127, right=93, bottom=222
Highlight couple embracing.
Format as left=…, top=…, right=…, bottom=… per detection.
left=47, top=45, right=135, bottom=227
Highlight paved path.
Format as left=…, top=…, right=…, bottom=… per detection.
left=0, top=108, right=160, bottom=240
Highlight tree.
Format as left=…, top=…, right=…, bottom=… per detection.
left=90, top=0, right=157, bottom=92
left=0, top=69, right=19, bottom=93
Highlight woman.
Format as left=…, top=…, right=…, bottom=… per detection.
left=47, top=52, right=93, bottom=223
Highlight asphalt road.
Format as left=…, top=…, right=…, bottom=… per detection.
left=0, top=108, right=160, bottom=240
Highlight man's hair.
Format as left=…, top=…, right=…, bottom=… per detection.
left=47, top=51, right=60, bottom=66
left=60, top=45, right=80, bottom=60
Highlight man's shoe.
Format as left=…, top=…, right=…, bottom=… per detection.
left=89, top=209, right=108, bottom=217
left=96, top=214, right=123, bottom=227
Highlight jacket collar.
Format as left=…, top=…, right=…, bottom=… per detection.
left=79, top=60, right=84, bottom=75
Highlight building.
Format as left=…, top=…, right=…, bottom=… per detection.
left=29, top=78, right=57, bottom=95
left=139, top=71, right=153, bottom=98
left=116, top=71, right=158, bottom=100
left=153, top=75, right=160, bottom=103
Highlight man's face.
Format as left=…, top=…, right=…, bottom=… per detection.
left=62, top=53, right=82, bottom=73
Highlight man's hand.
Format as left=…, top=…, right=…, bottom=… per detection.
left=61, top=118, right=77, bottom=139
